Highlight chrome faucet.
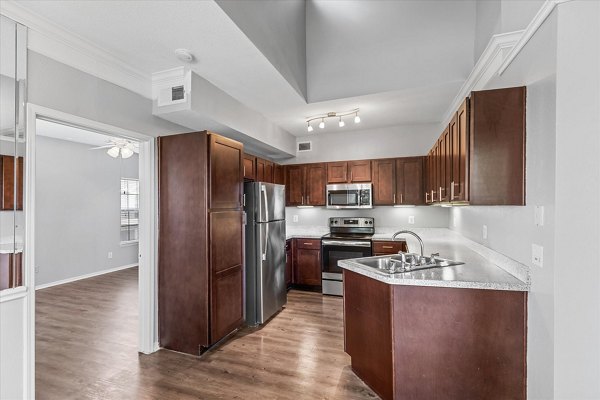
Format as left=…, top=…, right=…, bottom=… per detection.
left=391, top=230, right=425, bottom=258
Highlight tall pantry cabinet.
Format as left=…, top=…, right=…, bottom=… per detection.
left=158, top=131, right=244, bottom=355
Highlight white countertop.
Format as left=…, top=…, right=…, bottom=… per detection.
left=286, top=226, right=329, bottom=240
left=340, top=228, right=529, bottom=291
left=0, top=243, right=23, bottom=254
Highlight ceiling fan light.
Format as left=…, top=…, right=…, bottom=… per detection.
left=107, top=146, right=120, bottom=158
left=121, top=147, right=134, bottom=159
left=319, top=118, right=325, bottom=129
left=338, top=117, right=345, bottom=127
left=307, top=122, right=313, bottom=132
left=354, top=114, right=361, bottom=124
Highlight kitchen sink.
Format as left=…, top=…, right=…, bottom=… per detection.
left=352, top=254, right=464, bottom=274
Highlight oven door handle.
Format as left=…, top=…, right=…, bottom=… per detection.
left=322, top=240, right=372, bottom=248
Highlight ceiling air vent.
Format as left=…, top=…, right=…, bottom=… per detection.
left=171, top=85, right=185, bottom=101
left=297, top=141, right=312, bottom=152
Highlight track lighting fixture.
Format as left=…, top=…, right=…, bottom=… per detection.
left=305, top=109, right=360, bottom=132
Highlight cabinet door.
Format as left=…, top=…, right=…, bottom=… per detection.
left=453, top=98, right=469, bottom=202
left=470, top=87, right=525, bottom=205
left=209, top=134, right=243, bottom=209
left=285, top=165, right=305, bottom=206
left=294, top=248, right=321, bottom=286
left=264, top=160, right=274, bottom=183
left=439, top=128, right=451, bottom=202
left=273, top=164, right=285, bottom=185
left=327, top=161, right=348, bottom=183
left=285, top=240, right=293, bottom=287
left=372, top=159, right=396, bottom=205
left=256, top=158, right=266, bottom=182
left=243, top=154, right=256, bottom=181
left=305, top=163, right=326, bottom=206
left=348, top=160, right=371, bottom=182
left=431, top=141, right=439, bottom=203
left=210, top=210, right=244, bottom=344
left=425, top=150, right=434, bottom=204
left=396, top=157, right=424, bottom=205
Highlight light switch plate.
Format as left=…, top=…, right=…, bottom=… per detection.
left=532, top=244, right=544, bottom=267
left=292, top=215, right=299, bottom=223
left=535, top=206, right=545, bottom=226
left=482, top=225, right=488, bottom=239
left=408, top=216, right=415, bottom=224
left=108, top=252, right=113, bottom=259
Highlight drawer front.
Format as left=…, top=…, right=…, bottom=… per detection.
left=373, top=241, right=407, bottom=254
left=295, top=238, right=321, bottom=250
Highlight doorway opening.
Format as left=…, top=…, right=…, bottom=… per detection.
left=26, top=105, right=157, bottom=396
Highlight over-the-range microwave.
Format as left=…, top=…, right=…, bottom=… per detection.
left=326, top=183, right=373, bottom=209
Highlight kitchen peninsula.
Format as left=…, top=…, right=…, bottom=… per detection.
left=340, top=230, right=528, bottom=400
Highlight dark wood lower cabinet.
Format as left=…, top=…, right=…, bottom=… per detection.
left=293, top=239, right=321, bottom=286
left=344, top=270, right=527, bottom=400
left=211, top=265, right=244, bottom=343
left=285, top=240, right=293, bottom=287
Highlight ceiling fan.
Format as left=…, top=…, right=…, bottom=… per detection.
left=89, top=138, right=139, bottom=159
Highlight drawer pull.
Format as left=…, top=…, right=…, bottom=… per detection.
left=382, top=246, right=394, bottom=249
left=303, top=242, right=313, bottom=245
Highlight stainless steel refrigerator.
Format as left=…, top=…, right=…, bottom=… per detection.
left=244, top=182, right=286, bottom=326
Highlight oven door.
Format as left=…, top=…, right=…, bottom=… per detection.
left=321, top=240, right=372, bottom=277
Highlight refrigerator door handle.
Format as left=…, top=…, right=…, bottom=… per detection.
left=260, top=184, right=269, bottom=222
left=263, top=222, right=269, bottom=261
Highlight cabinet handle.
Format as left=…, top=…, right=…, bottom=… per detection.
left=439, top=186, right=443, bottom=202
left=425, top=192, right=429, bottom=202
left=301, top=195, right=304, bottom=205
left=450, top=181, right=454, bottom=200
left=307, top=195, right=310, bottom=204
left=393, top=193, right=396, bottom=203
left=400, top=193, right=403, bottom=204
left=303, top=242, right=313, bottom=245
left=431, top=190, right=435, bottom=202
left=244, top=165, right=246, bottom=175
left=382, top=246, right=394, bottom=249
left=350, top=171, right=353, bottom=181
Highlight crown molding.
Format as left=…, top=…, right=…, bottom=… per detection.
left=498, top=0, right=567, bottom=74
left=0, top=0, right=152, bottom=98
left=441, top=30, right=523, bottom=126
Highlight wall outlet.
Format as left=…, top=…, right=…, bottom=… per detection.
left=408, top=216, right=415, bottom=224
left=108, top=252, right=113, bottom=259
left=482, top=225, right=488, bottom=239
left=534, top=206, right=545, bottom=227
left=292, top=215, right=299, bottom=223
left=532, top=244, right=544, bottom=267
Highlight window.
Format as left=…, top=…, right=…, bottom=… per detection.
left=120, top=178, right=139, bottom=243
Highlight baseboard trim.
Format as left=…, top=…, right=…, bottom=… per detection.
left=35, top=263, right=138, bottom=290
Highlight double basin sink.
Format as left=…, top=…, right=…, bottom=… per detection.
left=352, top=253, right=465, bottom=275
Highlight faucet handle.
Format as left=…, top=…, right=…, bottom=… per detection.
left=430, top=253, right=440, bottom=262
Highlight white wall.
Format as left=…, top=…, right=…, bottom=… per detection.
left=553, top=1, right=600, bottom=398
left=215, top=0, right=306, bottom=100
left=285, top=123, right=439, bottom=164
left=286, top=206, right=449, bottom=230
left=35, top=135, right=139, bottom=286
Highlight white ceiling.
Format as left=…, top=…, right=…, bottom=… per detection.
left=12, top=0, right=479, bottom=138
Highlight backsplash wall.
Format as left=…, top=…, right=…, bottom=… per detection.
left=285, top=206, right=450, bottom=229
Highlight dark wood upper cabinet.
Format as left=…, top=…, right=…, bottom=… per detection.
left=348, top=160, right=371, bottom=182
left=264, top=160, right=274, bottom=183
left=327, top=160, right=371, bottom=183
left=396, top=157, right=424, bottom=205
left=1, top=155, right=23, bottom=211
left=256, top=158, right=266, bottom=182
left=424, top=87, right=525, bottom=205
left=158, top=131, right=244, bottom=356
left=285, top=165, right=305, bottom=206
left=327, top=161, right=348, bottom=183
left=469, top=87, right=525, bottom=205
left=372, top=159, right=396, bottom=205
left=243, top=154, right=256, bottom=181
left=285, top=163, right=326, bottom=206
left=209, top=134, right=243, bottom=210
left=452, top=99, right=469, bottom=203
left=273, top=164, right=285, bottom=185
left=305, top=163, right=326, bottom=206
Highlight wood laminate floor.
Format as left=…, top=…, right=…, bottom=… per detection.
left=36, top=267, right=378, bottom=400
